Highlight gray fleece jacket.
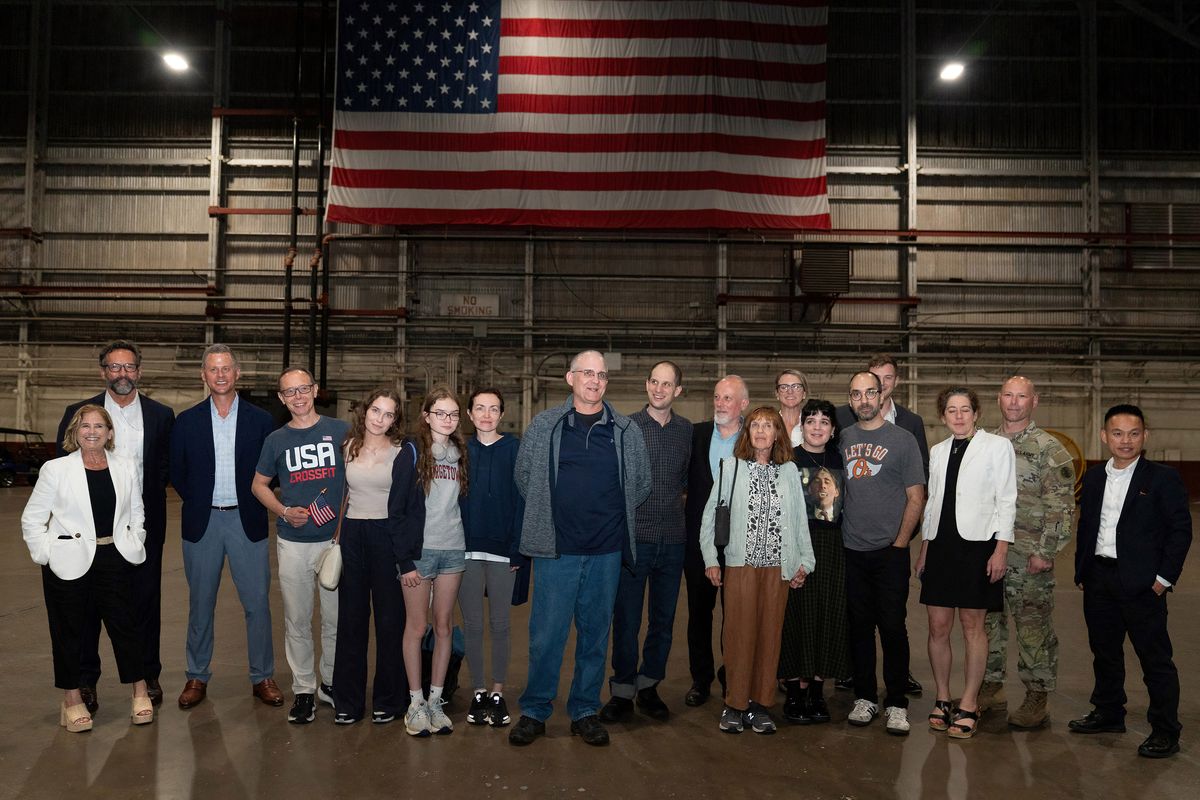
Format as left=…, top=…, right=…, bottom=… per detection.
left=514, top=396, right=651, bottom=564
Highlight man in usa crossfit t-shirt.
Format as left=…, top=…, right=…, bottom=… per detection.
left=252, top=367, right=349, bottom=725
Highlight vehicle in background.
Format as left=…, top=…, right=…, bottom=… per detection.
left=0, top=427, right=54, bottom=487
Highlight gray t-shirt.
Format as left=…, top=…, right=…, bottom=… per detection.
left=423, top=443, right=466, bottom=551
left=840, top=421, right=926, bottom=551
left=255, top=415, right=350, bottom=543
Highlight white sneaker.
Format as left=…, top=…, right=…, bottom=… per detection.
left=427, top=697, right=454, bottom=735
left=404, top=700, right=432, bottom=737
left=848, top=699, right=879, bottom=726
left=884, top=705, right=911, bottom=736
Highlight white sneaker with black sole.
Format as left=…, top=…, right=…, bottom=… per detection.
left=884, top=706, right=910, bottom=736
left=848, top=699, right=879, bottom=726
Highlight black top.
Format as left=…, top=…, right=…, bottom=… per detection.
left=938, top=437, right=972, bottom=535
left=85, top=466, right=116, bottom=538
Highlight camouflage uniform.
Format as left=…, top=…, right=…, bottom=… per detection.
left=984, top=421, right=1075, bottom=691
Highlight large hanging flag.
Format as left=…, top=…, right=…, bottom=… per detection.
left=327, top=1, right=830, bottom=230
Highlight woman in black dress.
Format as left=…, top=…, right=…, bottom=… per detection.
left=916, top=388, right=1017, bottom=739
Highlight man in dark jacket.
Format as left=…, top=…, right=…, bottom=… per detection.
left=835, top=353, right=929, bottom=477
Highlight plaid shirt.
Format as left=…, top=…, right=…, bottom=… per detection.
left=631, top=407, right=693, bottom=545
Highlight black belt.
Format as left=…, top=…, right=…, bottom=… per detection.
left=211, top=505, right=239, bottom=511
left=1095, top=555, right=1118, bottom=567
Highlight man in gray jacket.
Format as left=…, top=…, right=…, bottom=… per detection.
left=508, top=350, right=652, bottom=747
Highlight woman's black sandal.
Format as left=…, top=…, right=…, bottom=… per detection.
left=947, top=708, right=979, bottom=739
left=928, top=700, right=953, bottom=732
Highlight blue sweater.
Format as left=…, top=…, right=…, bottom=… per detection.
left=460, top=434, right=526, bottom=565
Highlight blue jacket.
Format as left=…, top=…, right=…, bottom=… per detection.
left=460, top=434, right=526, bottom=565
left=387, top=439, right=427, bottom=576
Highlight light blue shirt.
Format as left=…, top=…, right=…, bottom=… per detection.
left=211, top=395, right=239, bottom=506
left=708, top=418, right=742, bottom=479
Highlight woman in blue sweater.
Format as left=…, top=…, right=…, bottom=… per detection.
left=459, top=388, right=526, bottom=729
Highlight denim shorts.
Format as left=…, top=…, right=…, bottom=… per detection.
left=413, top=548, right=467, bottom=579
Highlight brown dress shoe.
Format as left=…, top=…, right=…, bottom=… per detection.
left=253, top=678, right=285, bottom=707
left=178, top=679, right=208, bottom=709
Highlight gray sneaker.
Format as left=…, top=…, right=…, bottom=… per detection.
left=884, top=705, right=910, bottom=736
left=428, top=698, right=454, bottom=735
left=744, top=705, right=777, bottom=735
left=848, top=699, right=879, bottom=726
left=404, top=700, right=432, bottom=737
left=719, top=706, right=745, bottom=734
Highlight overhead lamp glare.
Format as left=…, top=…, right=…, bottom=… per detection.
left=939, top=61, right=965, bottom=81
left=162, top=52, right=189, bottom=72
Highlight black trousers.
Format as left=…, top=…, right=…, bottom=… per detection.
left=43, top=545, right=145, bottom=690
left=1083, top=560, right=1181, bottom=737
left=844, top=545, right=910, bottom=709
left=79, top=529, right=163, bottom=683
left=683, top=537, right=724, bottom=688
left=331, top=519, right=407, bottom=719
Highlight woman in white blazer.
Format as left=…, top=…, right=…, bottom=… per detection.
left=915, top=387, right=1016, bottom=740
left=701, top=407, right=815, bottom=736
left=21, top=404, right=154, bottom=732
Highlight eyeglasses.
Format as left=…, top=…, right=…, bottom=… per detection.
left=103, top=363, right=139, bottom=374
left=849, top=389, right=880, bottom=401
left=279, top=384, right=315, bottom=398
left=572, top=369, right=609, bottom=382
left=430, top=410, right=460, bottom=421
left=777, top=383, right=805, bottom=393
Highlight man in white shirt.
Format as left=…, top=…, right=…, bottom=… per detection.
left=1070, top=404, right=1192, bottom=759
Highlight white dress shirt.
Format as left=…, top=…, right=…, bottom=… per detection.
left=104, top=391, right=145, bottom=468
left=1096, top=456, right=1170, bottom=587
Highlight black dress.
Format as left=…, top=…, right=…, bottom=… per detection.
left=919, top=438, right=1004, bottom=612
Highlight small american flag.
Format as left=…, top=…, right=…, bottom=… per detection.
left=308, top=489, right=338, bottom=527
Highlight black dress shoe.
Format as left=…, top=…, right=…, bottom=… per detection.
left=508, top=715, right=546, bottom=746
left=80, top=685, right=99, bottom=716
left=1068, top=709, right=1126, bottom=734
left=570, top=714, right=610, bottom=746
left=636, top=686, right=670, bottom=721
left=598, top=696, right=634, bottom=723
left=905, top=673, right=922, bottom=696
left=1138, top=732, right=1180, bottom=759
left=146, top=678, right=164, bottom=707
left=834, top=677, right=854, bottom=691
left=684, top=683, right=710, bottom=707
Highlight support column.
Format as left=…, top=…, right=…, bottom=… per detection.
left=206, top=0, right=231, bottom=348
left=522, top=240, right=534, bottom=430
left=717, top=241, right=728, bottom=377
left=1081, top=1, right=1103, bottom=459
left=901, top=0, right=920, bottom=410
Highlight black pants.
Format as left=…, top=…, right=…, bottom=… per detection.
left=683, top=537, right=724, bottom=687
left=1083, top=560, right=1181, bottom=737
left=43, top=545, right=145, bottom=690
left=79, top=529, right=163, bottom=684
left=332, top=519, right=407, bottom=719
left=844, top=545, right=910, bottom=709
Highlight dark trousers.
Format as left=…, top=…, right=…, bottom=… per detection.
left=332, top=519, right=406, bottom=719
left=844, top=545, right=911, bottom=709
left=1083, top=560, right=1181, bottom=737
left=609, top=540, right=686, bottom=697
left=43, top=545, right=144, bottom=690
left=683, top=536, right=724, bottom=687
left=80, top=528, right=163, bottom=684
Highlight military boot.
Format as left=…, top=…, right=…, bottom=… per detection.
left=1008, top=690, right=1048, bottom=729
left=977, top=681, right=1007, bottom=713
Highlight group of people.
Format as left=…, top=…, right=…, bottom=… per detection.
left=21, top=342, right=1192, bottom=760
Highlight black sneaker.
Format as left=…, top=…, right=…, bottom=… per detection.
left=316, top=683, right=335, bottom=706
left=508, top=715, right=546, bottom=746
left=334, top=712, right=359, bottom=725
left=467, top=690, right=490, bottom=725
left=371, top=710, right=395, bottom=725
left=598, top=696, right=634, bottom=723
left=288, top=693, right=316, bottom=724
left=489, top=693, right=511, bottom=727
left=570, top=714, right=610, bottom=746
left=636, top=686, right=670, bottom=721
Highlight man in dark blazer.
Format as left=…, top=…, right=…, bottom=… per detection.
left=56, top=340, right=175, bottom=712
left=1070, top=404, right=1192, bottom=759
left=171, top=345, right=282, bottom=709
left=682, top=375, right=748, bottom=707
left=836, top=353, right=929, bottom=478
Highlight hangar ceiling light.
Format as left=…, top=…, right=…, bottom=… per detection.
left=162, top=51, right=189, bottom=72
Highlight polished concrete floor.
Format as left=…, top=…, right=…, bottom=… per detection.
left=2, top=489, right=1198, bottom=800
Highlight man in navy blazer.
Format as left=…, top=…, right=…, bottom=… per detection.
left=1070, top=404, right=1192, bottom=759
left=170, top=345, right=282, bottom=709
left=56, top=340, right=175, bottom=711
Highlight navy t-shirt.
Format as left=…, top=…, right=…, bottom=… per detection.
left=255, top=415, right=350, bottom=543
left=553, top=410, right=626, bottom=555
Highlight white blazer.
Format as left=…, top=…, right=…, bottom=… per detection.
left=21, top=450, right=146, bottom=580
left=923, top=429, right=1017, bottom=543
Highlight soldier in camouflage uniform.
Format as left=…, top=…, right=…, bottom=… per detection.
left=980, top=377, right=1075, bottom=728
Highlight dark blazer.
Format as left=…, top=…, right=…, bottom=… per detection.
left=684, top=421, right=718, bottom=541
left=1074, top=457, right=1192, bottom=594
left=57, top=392, right=175, bottom=542
left=169, top=396, right=277, bottom=543
left=836, top=400, right=930, bottom=478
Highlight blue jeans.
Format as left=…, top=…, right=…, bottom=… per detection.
left=519, top=552, right=622, bottom=722
left=609, top=540, right=685, bottom=698
left=182, top=509, right=274, bottom=684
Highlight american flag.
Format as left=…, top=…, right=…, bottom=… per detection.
left=308, top=489, right=338, bottom=527
left=327, top=0, right=830, bottom=230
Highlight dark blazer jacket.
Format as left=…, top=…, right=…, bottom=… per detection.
left=169, top=396, right=277, bottom=543
left=1074, top=457, right=1192, bottom=594
left=836, top=400, right=930, bottom=478
left=684, top=421, right=718, bottom=542
left=57, top=391, right=175, bottom=542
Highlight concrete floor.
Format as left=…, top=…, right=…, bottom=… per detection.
left=2, top=489, right=1198, bottom=800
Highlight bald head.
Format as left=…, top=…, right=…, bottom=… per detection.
left=998, top=375, right=1039, bottom=432
left=713, top=374, right=749, bottom=427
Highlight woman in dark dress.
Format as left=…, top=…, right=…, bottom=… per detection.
left=916, top=388, right=1017, bottom=739
left=778, top=400, right=850, bottom=724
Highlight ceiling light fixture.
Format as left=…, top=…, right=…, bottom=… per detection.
left=162, top=51, right=189, bottom=72
left=939, top=62, right=965, bottom=81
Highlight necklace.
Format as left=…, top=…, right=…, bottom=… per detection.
left=800, top=447, right=827, bottom=470
left=951, top=435, right=973, bottom=457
